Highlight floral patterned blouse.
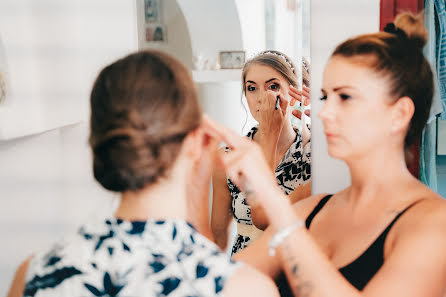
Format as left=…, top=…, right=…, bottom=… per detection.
left=23, top=218, right=241, bottom=297
left=227, top=126, right=311, bottom=255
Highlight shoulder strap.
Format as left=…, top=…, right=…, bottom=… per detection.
left=377, top=199, right=425, bottom=240
left=305, top=195, right=333, bottom=229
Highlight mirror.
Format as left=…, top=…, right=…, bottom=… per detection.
left=0, top=0, right=310, bottom=293
left=136, top=0, right=311, bottom=253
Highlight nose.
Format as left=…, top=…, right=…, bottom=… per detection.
left=318, top=96, right=336, bottom=124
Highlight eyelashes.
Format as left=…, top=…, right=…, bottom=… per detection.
left=246, top=83, right=280, bottom=92
left=268, top=83, right=280, bottom=91
left=319, top=94, right=351, bottom=101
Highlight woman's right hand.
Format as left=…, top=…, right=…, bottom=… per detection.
left=256, top=90, right=289, bottom=141
left=255, top=90, right=290, bottom=169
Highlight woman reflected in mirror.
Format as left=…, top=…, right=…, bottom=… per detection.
left=211, top=51, right=312, bottom=255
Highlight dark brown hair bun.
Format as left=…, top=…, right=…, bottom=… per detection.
left=394, top=12, right=427, bottom=50
left=89, top=50, right=201, bottom=192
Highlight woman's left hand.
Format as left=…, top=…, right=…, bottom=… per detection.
left=289, top=85, right=310, bottom=119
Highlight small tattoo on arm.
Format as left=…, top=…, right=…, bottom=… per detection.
left=292, top=264, right=298, bottom=276
left=283, top=243, right=313, bottom=297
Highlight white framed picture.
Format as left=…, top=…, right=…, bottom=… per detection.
left=219, top=51, right=245, bottom=69
left=145, top=24, right=166, bottom=42
left=144, top=0, right=160, bottom=23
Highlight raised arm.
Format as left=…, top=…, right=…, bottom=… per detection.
left=204, top=116, right=446, bottom=297
left=223, top=264, right=280, bottom=297
left=235, top=193, right=326, bottom=279
left=265, top=194, right=446, bottom=297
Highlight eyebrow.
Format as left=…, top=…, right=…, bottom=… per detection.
left=321, top=86, right=356, bottom=92
left=246, top=78, right=279, bottom=84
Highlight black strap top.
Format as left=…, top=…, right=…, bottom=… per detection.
left=305, top=195, right=420, bottom=291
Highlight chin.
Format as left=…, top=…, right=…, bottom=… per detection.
left=326, top=145, right=348, bottom=161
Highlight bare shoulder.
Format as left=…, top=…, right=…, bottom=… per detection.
left=7, top=256, right=33, bottom=297
left=400, top=192, right=446, bottom=232
left=223, top=264, right=279, bottom=297
left=367, top=193, right=446, bottom=295
left=391, top=190, right=446, bottom=252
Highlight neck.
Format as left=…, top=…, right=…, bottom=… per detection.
left=115, top=177, right=188, bottom=221
left=114, top=170, right=213, bottom=241
left=344, top=146, right=415, bottom=207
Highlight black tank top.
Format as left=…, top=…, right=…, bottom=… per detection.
left=305, top=194, right=420, bottom=290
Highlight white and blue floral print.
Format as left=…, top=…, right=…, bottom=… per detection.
left=24, top=218, right=240, bottom=297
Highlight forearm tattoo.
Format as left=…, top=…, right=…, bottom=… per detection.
left=283, top=242, right=313, bottom=297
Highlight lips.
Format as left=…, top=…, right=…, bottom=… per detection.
left=324, top=131, right=338, bottom=138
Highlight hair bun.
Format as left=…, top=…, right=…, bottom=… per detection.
left=92, top=126, right=161, bottom=192
left=90, top=50, right=201, bottom=193
left=394, top=12, right=427, bottom=49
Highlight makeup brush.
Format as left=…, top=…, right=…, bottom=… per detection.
left=275, top=96, right=280, bottom=110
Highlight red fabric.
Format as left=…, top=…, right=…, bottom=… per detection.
left=380, top=0, right=423, bottom=178
left=380, top=0, right=424, bottom=30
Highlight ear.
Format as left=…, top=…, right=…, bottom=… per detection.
left=182, top=128, right=203, bottom=161
left=390, top=96, right=414, bottom=134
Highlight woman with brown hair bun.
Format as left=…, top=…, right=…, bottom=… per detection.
left=7, top=50, right=279, bottom=297
left=205, top=12, right=446, bottom=296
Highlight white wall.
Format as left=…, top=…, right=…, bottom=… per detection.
left=136, top=0, right=246, bottom=71
left=0, top=0, right=137, bottom=139
left=0, top=1, right=136, bottom=294
left=235, top=0, right=266, bottom=58
left=196, top=81, right=247, bottom=135
left=177, top=0, right=244, bottom=69
left=310, top=0, right=380, bottom=194
left=274, top=0, right=298, bottom=60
